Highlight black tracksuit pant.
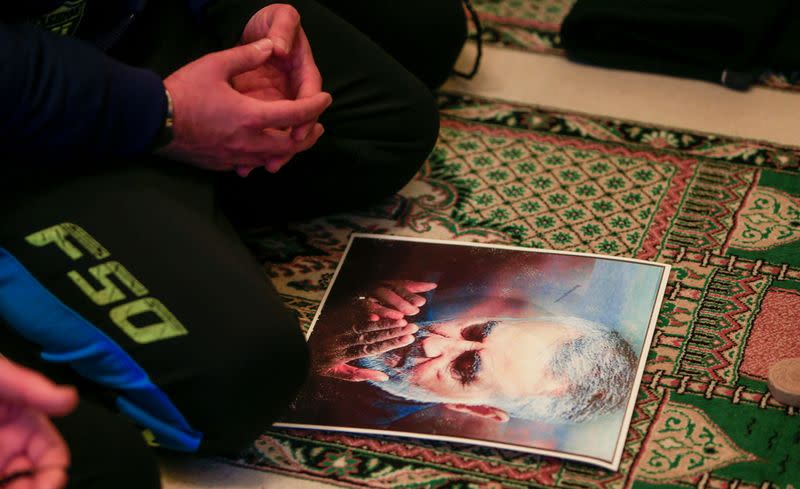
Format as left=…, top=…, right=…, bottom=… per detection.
left=0, top=1, right=467, bottom=487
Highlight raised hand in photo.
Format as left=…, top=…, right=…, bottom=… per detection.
left=308, top=315, right=418, bottom=382
left=308, top=280, right=436, bottom=382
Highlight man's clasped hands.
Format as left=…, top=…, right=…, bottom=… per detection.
left=159, top=4, right=330, bottom=177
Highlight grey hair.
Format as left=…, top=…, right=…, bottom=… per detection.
left=361, top=316, right=638, bottom=423
left=494, top=316, right=637, bottom=423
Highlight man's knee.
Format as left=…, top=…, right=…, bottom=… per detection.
left=416, top=0, right=468, bottom=89
left=176, top=308, right=310, bottom=455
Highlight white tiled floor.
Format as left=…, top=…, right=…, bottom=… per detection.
left=161, top=43, right=800, bottom=489
left=446, top=43, right=800, bottom=147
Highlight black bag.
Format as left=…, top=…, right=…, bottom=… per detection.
left=561, top=0, right=800, bottom=90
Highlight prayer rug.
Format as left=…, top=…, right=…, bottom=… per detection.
left=466, top=0, right=800, bottom=93
left=231, top=93, right=800, bottom=488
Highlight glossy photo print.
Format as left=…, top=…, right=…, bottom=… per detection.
left=277, top=235, right=670, bottom=470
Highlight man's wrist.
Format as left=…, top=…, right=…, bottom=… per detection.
left=151, top=87, right=175, bottom=151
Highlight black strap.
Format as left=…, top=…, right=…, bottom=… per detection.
left=453, top=0, right=483, bottom=79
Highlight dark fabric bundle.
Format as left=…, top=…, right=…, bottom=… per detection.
left=561, top=0, right=800, bottom=90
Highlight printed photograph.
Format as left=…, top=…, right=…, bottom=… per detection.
left=277, top=235, right=670, bottom=469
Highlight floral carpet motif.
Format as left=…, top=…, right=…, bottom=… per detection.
left=467, top=0, right=800, bottom=92
left=232, top=94, right=800, bottom=488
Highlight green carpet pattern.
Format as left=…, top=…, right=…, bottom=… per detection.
left=467, top=0, right=800, bottom=92
left=232, top=93, right=800, bottom=488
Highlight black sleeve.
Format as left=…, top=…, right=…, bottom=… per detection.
left=0, top=22, right=167, bottom=161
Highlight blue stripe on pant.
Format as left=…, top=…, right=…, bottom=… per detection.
left=0, top=247, right=202, bottom=451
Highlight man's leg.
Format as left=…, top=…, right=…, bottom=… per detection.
left=0, top=164, right=308, bottom=455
